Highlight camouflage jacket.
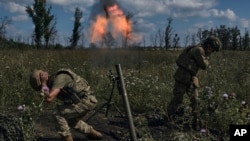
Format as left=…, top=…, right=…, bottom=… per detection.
left=174, top=45, right=209, bottom=85
left=48, top=69, right=91, bottom=104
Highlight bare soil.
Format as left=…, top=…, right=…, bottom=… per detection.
left=35, top=109, right=171, bottom=141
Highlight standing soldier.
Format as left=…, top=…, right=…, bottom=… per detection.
left=29, top=68, right=103, bottom=141
left=167, top=36, right=222, bottom=130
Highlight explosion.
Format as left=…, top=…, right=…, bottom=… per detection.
left=90, top=0, right=132, bottom=47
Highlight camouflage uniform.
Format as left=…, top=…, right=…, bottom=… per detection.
left=167, top=45, right=209, bottom=129
left=167, top=36, right=222, bottom=129
left=46, top=69, right=98, bottom=137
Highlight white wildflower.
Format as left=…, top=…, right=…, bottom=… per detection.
left=17, top=104, right=25, bottom=111
left=223, top=93, right=228, bottom=99
left=200, top=129, right=206, bottom=133
left=242, top=101, right=246, bottom=105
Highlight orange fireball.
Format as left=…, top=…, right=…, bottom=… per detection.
left=90, top=4, right=132, bottom=45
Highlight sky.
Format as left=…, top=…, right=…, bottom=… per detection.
left=0, top=0, right=249, bottom=47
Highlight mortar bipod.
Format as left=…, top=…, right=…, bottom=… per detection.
left=86, top=70, right=122, bottom=121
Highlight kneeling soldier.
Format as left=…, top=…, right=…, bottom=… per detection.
left=30, top=68, right=103, bottom=141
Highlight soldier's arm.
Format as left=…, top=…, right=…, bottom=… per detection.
left=193, top=48, right=209, bottom=70
left=45, top=88, right=60, bottom=103
left=45, top=74, right=72, bottom=103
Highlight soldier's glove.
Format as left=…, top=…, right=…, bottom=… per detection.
left=192, top=76, right=200, bottom=88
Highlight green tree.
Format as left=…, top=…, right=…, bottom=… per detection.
left=215, top=25, right=230, bottom=50
left=26, top=0, right=55, bottom=48
left=230, top=26, right=241, bottom=50
left=242, top=29, right=250, bottom=50
left=44, top=5, right=57, bottom=48
left=70, top=7, right=83, bottom=49
left=164, top=17, right=173, bottom=49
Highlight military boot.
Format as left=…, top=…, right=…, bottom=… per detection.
left=87, top=128, right=103, bottom=140
left=63, top=135, right=73, bottom=141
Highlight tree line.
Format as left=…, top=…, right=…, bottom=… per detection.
left=0, top=0, right=250, bottom=50
left=150, top=18, right=250, bottom=50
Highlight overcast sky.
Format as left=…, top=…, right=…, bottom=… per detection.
left=0, top=0, right=249, bottom=47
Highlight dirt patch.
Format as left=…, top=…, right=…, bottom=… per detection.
left=35, top=109, right=171, bottom=141
left=1, top=105, right=224, bottom=141
left=1, top=109, right=222, bottom=141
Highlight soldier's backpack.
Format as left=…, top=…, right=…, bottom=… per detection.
left=175, top=45, right=200, bottom=76
left=176, top=45, right=195, bottom=69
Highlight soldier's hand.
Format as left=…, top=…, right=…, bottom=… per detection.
left=192, top=76, right=200, bottom=88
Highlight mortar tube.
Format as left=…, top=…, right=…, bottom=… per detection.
left=115, top=64, right=137, bottom=141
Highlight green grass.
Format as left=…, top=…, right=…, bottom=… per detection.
left=0, top=48, right=249, bottom=140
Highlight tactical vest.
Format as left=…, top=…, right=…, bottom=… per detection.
left=56, top=69, right=92, bottom=104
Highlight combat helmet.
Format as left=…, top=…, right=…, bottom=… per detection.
left=204, top=35, right=222, bottom=51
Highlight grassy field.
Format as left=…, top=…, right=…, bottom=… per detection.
left=0, top=48, right=249, bottom=140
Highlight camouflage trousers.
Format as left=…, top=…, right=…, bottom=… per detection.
left=167, top=81, right=200, bottom=128
left=53, top=95, right=98, bottom=137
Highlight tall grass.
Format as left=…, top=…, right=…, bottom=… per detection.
left=0, top=48, right=249, bottom=140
